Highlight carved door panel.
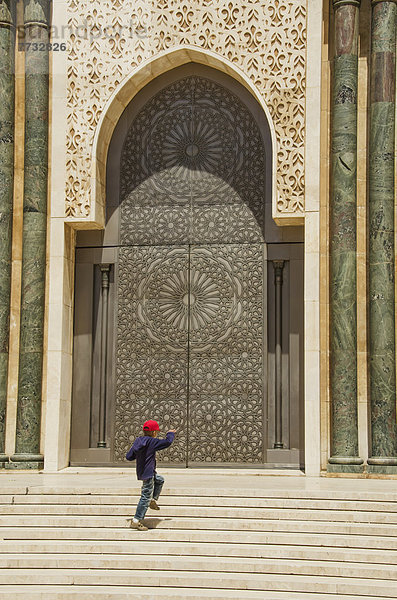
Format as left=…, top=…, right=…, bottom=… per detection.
left=113, top=243, right=265, bottom=465
left=114, top=245, right=189, bottom=464
left=188, top=244, right=265, bottom=465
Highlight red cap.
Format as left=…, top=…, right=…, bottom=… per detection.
left=143, top=420, right=160, bottom=432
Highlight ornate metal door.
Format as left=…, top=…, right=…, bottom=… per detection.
left=71, top=71, right=304, bottom=467
left=114, top=243, right=265, bottom=465
left=112, top=74, right=268, bottom=465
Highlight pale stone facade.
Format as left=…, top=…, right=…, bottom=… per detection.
left=1, top=0, right=396, bottom=475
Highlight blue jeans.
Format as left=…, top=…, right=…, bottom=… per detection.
left=134, top=473, right=165, bottom=521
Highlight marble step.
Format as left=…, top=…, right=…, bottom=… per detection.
left=1, top=514, right=397, bottom=536
left=2, top=494, right=397, bottom=513
left=0, top=553, right=395, bottom=580
left=2, top=503, right=397, bottom=523
left=0, top=568, right=395, bottom=596
left=2, top=487, right=397, bottom=501
left=1, top=539, right=396, bottom=564
left=1, top=526, right=396, bottom=549
left=0, top=585, right=388, bottom=600
left=0, top=484, right=395, bottom=600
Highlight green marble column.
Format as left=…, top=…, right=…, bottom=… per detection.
left=0, top=1, right=15, bottom=465
left=10, top=0, right=50, bottom=469
left=328, top=0, right=363, bottom=473
left=367, top=0, right=397, bottom=473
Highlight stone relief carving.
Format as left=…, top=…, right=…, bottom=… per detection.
left=66, top=0, right=306, bottom=219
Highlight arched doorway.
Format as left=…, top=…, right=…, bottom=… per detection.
left=71, top=65, right=304, bottom=467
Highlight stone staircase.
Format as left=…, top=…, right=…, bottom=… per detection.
left=0, top=479, right=397, bottom=599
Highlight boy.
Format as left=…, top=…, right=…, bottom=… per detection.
left=126, top=419, right=176, bottom=531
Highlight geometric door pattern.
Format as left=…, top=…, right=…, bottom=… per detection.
left=113, top=74, right=267, bottom=464
left=188, top=245, right=265, bottom=464
left=115, top=246, right=189, bottom=464
left=114, top=243, right=265, bottom=464
left=119, top=76, right=267, bottom=247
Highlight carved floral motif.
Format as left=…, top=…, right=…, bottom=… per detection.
left=66, top=0, right=306, bottom=219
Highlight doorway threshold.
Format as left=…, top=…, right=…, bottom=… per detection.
left=61, top=466, right=305, bottom=476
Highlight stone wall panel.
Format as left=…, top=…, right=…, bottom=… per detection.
left=66, top=0, right=306, bottom=221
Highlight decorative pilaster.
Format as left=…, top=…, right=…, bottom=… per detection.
left=0, top=0, right=15, bottom=465
left=10, top=0, right=50, bottom=469
left=273, top=261, right=285, bottom=449
left=367, top=0, right=397, bottom=473
left=97, top=265, right=110, bottom=448
left=328, top=0, right=363, bottom=473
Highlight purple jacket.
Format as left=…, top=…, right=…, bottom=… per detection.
left=126, top=432, right=175, bottom=480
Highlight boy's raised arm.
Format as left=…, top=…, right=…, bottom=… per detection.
left=152, top=430, right=176, bottom=450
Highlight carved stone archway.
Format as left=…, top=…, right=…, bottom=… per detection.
left=67, top=47, right=282, bottom=229
left=70, top=65, right=304, bottom=468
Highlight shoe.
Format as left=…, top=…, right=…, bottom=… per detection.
left=150, top=499, right=160, bottom=510
left=128, top=519, right=148, bottom=531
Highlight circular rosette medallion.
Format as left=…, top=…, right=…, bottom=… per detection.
left=120, top=75, right=267, bottom=245
left=146, top=104, right=240, bottom=203
left=137, top=248, right=242, bottom=352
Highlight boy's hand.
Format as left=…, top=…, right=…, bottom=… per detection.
left=167, top=429, right=176, bottom=433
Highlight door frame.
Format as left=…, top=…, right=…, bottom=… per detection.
left=70, top=64, right=304, bottom=468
